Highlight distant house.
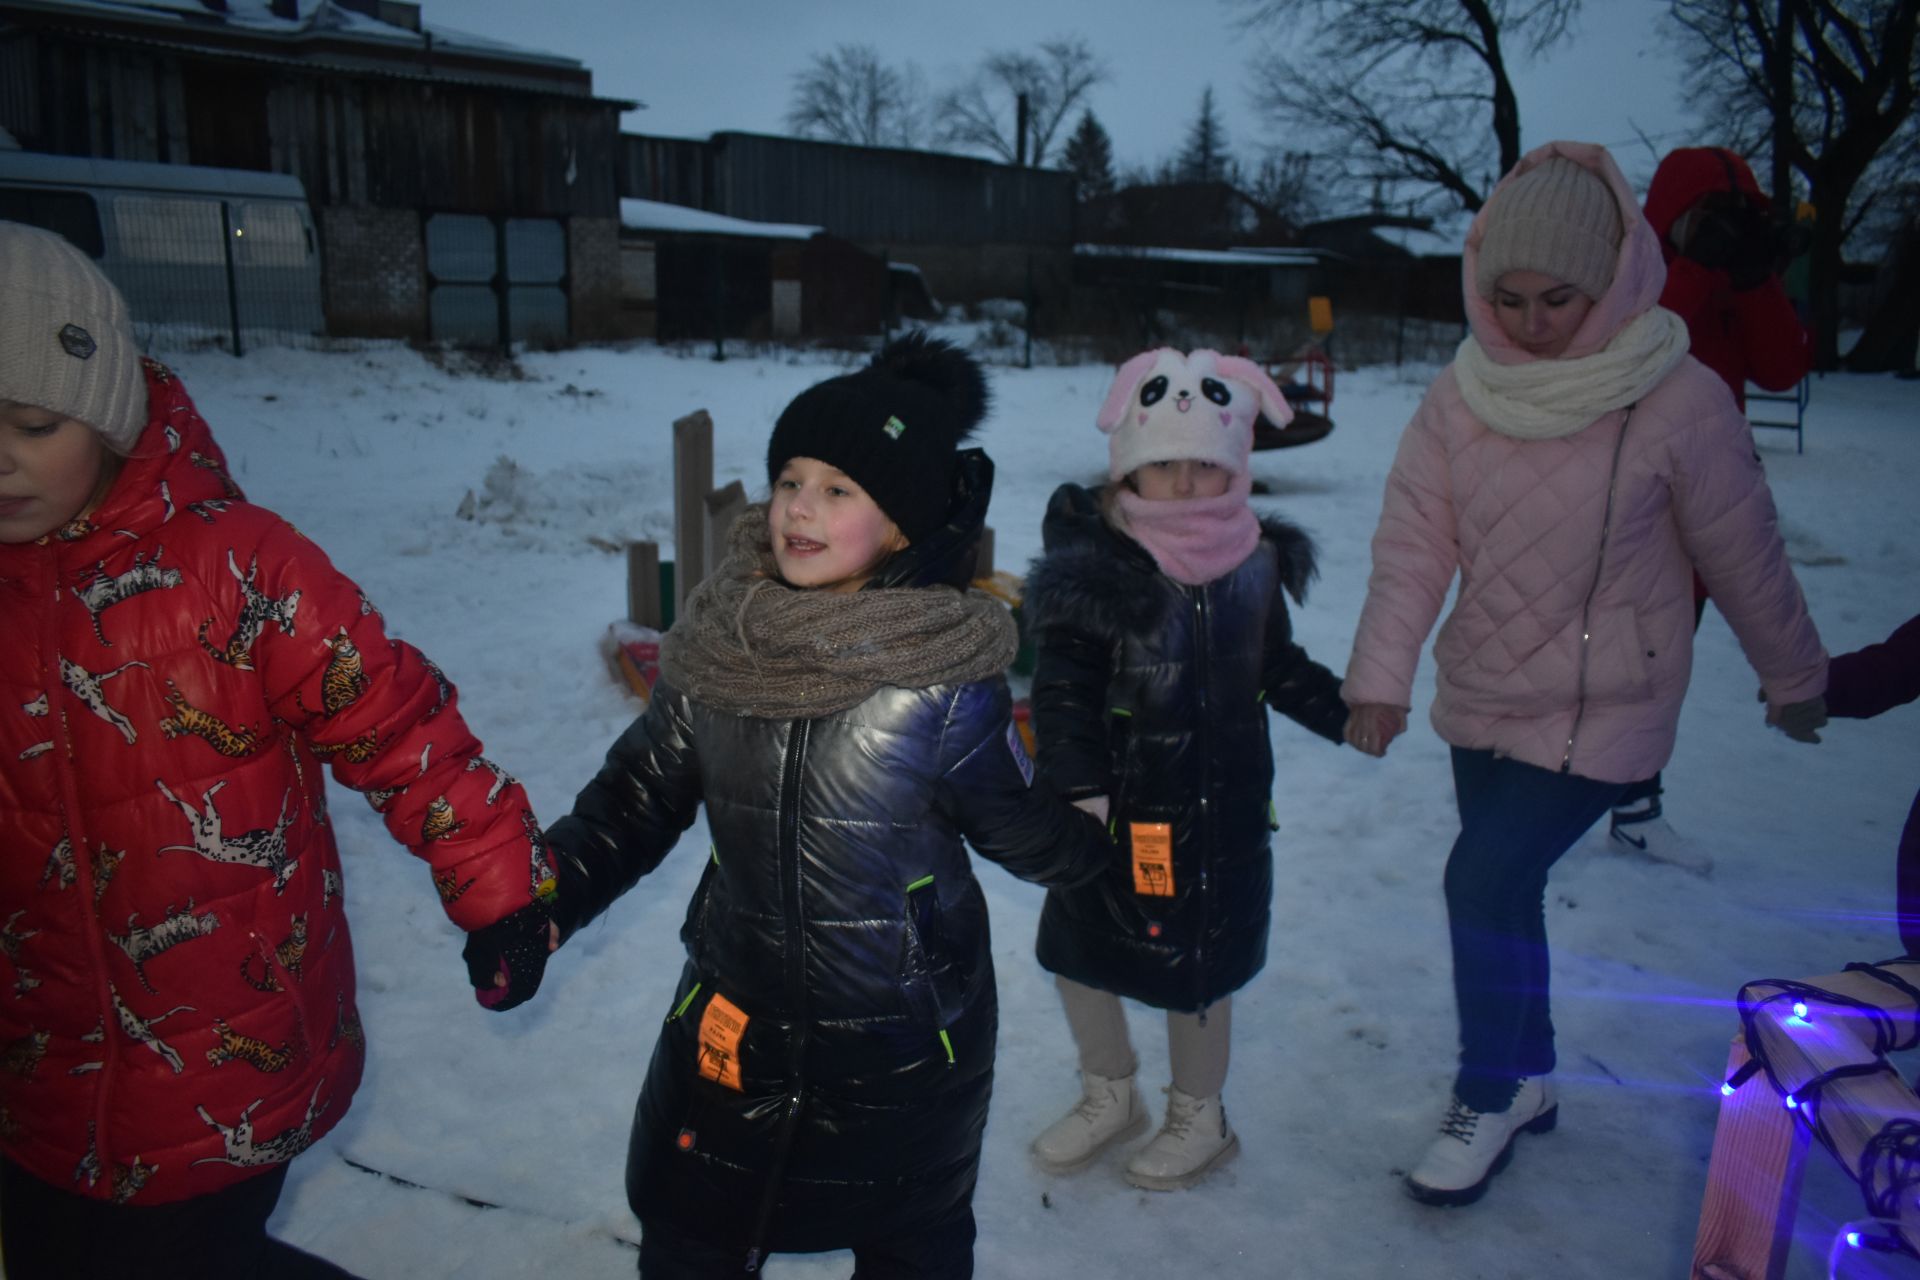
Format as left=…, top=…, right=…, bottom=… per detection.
left=0, top=0, right=634, bottom=343
left=619, top=199, right=911, bottom=345
left=1078, top=181, right=1293, bottom=251
left=619, top=131, right=1074, bottom=309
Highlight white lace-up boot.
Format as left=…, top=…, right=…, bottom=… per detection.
left=1404, top=1076, right=1557, bottom=1206
left=1123, top=1086, right=1240, bottom=1191
left=1030, top=1070, right=1148, bottom=1174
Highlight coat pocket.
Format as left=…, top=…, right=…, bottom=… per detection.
left=1584, top=606, right=1655, bottom=706
left=898, top=877, right=964, bottom=1029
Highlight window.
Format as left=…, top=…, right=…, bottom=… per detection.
left=0, top=187, right=105, bottom=257
left=112, top=196, right=224, bottom=265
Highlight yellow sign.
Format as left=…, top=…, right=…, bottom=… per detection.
left=1309, top=296, right=1334, bottom=335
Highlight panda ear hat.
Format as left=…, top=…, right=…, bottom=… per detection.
left=765, top=331, right=991, bottom=544
left=1096, top=348, right=1292, bottom=483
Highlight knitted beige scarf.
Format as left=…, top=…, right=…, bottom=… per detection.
left=1454, top=307, right=1690, bottom=440
left=659, top=504, right=1018, bottom=720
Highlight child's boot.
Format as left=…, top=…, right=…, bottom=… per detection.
left=1123, top=1086, right=1239, bottom=1190
left=1030, top=1069, right=1147, bottom=1174
left=1404, top=1075, right=1557, bottom=1206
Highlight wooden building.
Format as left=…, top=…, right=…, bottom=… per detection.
left=0, top=0, right=634, bottom=342
left=619, top=131, right=1075, bottom=307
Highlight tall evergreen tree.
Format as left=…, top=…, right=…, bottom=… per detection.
left=1177, top=86, right=1232, bottom=183
left=1061, top=109, right=1117, bottom=199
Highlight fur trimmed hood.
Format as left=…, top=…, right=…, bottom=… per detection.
left=1023, top=482, right=1317, bottom=637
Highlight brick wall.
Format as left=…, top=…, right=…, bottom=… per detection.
left=318, top=207, right=425, bottom=339
left=569, top=216, right=629, bottom=341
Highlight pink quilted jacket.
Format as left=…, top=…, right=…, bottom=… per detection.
left=1342, top=142, right=1827, bottom=784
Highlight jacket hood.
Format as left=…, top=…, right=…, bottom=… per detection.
left=865, top=446, right=993, bottom=591
left=1462, top=141, right=1668, bottom=364
left=0, top=361, right=237, bottom=580
left=1643, top=146, right=1768, bottom=249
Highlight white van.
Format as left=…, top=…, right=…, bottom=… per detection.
left=0, top=149, right=325, bottom=347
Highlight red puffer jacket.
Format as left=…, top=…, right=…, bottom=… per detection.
left=0, top=360, right=550, bottom=1205
left=1642, top=146, right=1810, bottom=409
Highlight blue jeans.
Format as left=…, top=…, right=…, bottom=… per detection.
left=1444, top=748, right=1626, bottom=1112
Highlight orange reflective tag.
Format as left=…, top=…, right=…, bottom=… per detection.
left=696, top=991, right=748, bottom=1091
left=1130, top=823, right=1174, bottom=897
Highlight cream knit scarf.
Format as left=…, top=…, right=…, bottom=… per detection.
left=1453, top=307, right=1690, bottom=440
left=659, top=504, right=1018, bottom=720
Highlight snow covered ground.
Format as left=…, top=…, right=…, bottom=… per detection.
left=117, top=336, right=1920, bottom=1278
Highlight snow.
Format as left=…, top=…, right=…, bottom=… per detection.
left=117, top=337, right=1920, bottom=1278
left=618, top=199, right=822, bottom=241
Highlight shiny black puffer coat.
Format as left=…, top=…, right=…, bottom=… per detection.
left=1024, top=483, right=1348, bottom=1012
left=544, top=455, right=1106, bottom=1263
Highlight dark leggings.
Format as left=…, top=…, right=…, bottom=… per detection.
left=0, top=1156, right=360, bottom=1280
left=1444, top=748, right=1626, bottom=1112
left=639, top=1212, right=976, bottom=1280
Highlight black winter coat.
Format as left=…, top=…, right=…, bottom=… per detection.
left=544, top=455, right=1107, bottom=1263
left=1023, top=483, right=1348, bottom=1012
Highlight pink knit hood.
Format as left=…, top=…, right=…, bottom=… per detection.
left=1461, top=141, right=1669, bottom=365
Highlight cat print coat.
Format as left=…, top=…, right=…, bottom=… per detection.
left=0, top=361, right=550, bottom=1205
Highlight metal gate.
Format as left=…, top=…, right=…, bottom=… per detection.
left=424, top=213, right=569, bottom=346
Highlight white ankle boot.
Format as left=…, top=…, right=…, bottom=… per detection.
left=1405, top=1076, right=1557, bottom=1206
left=1124, top=1086, right=1239, bottom=1190
left=1030, top=1069, right=1148, bottom=1174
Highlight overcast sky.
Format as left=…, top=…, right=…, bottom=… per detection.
left=440, top=0, right=1702, bottom=194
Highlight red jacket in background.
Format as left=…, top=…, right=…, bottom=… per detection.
left=1643, top=147, right=1811, bottom=410
left=0, top=361, right=552, bottom=1205
left=1825, top=614, right=1920, bottom=956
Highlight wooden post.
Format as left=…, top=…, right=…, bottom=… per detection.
left=625, top=540, right=661, bottom=629
left=1691, top=962, right=1920, bottom=1278
left=1691, top=1037, right=1811, bottom=1280
left=672, top=409, right=714, bottom=615
left=973, top=525, right=994, bottom=581
left=702, top=480, right=748, bottom=584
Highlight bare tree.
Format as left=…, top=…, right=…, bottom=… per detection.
left=1248, top=150, right=1322, bottom=228
left=1670, top=0, right=1920, bottom=368
left=785, top=44, right=927, bottom=148
left=1235, top=0, right=1580, bottom=215
left=934, top=38, right=1105, bottom=165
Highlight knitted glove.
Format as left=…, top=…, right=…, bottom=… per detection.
left=463, top=901, right=555, bottom=1011
left=1766, top=695, right=1829, bottom=744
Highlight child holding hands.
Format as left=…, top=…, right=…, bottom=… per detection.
left=1022, top=349, right=1350, bottom=1190
left=0, top=221, right=554, bottom=1278
left=534, top=334, right=1108, bottom=1278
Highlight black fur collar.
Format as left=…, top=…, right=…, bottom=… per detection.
left=1022, top=483, right=1319, bottom=635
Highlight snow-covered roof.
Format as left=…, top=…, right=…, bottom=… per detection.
left=1074, top=244, right=1320, bottom=268
left=619, top=199, right=821, bottom=241
left=11, top=0, right=587, bottom=76
left=1370, top=209, right=1473, bottom=257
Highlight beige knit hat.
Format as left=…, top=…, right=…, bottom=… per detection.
left=1474, top=157, right=1624, bottom=301
left=0, top=221, right=147, bottom=450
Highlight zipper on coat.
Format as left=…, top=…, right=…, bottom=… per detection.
left=1191, top=586, right=1213, bottom=1010
left=39, top=549, right=122, bottom=1180
left=745, top=719, right=813, bottom=1272
left=1560, top=407, right=1636, bottom=773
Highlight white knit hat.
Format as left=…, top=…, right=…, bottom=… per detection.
left=1474, top=157, right=1624, bottom=301
left=1096, top=348, right=1292, bottom=482
left=0, top=221, right=147, bottom=449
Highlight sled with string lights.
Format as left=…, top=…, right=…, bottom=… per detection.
left=1691, top=959, right=1920, bottom=1278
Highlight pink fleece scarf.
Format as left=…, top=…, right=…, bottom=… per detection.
left=1112, top=471, right=1261, bottom=586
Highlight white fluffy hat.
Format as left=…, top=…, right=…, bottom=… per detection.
left=1095, top=348, right=1292, bottom=481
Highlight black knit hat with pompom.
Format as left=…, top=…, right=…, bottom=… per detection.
left=766, top=331, right=990, bottom=544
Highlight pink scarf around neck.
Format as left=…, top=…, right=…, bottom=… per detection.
left=1112, top=473, right=1261, bottom=586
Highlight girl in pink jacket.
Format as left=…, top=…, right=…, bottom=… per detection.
left=1340, top=142, right=1827, bottom=1208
